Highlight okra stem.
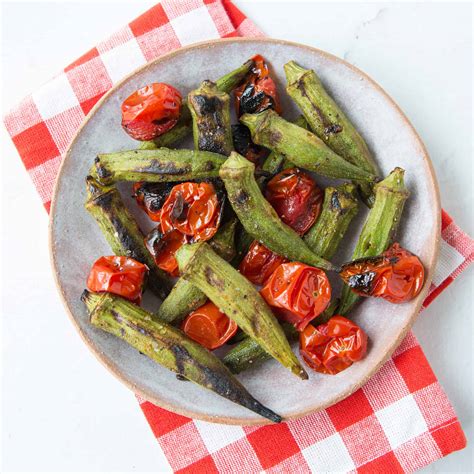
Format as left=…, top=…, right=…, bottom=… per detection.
left=220, top=152, right=336, bottom=271
left=92, top=148, right=226, bottom=185
left=83, top=291, right=281, bottom=423
left=304, top=183, right=359, bottom=259
left=84, top=176, right=172, bottom=299
left=240, top=110, right=377, bottom=182
left=176, top=242, right=308, bottom=380
left=338, top=168, right=410, bottom=314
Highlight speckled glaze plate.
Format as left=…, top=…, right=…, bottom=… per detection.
left=49, top=38, right=440, bottom=425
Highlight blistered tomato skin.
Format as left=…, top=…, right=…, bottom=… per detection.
left=299, top=316, right=368, bottom=374
left=86, top=256, right=148, bottom=303
left=260, top=262, right=331, bottom=331
left=133, top=182, right=174, bottom=221
left=339, top=243, right=425, bottom=303
left=181, top=301, right=238, bottom=350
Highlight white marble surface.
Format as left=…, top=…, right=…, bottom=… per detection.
left=1, top=1, right=472, bottom=472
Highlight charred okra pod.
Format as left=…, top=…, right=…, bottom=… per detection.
left=92, top=148, right=226, bottom=185
left=304, top=183, right=359, bottom=259
left=188, top=81, right=233, bottom=155
left=220, top=152, right=336, bottom=271
left=83, top=291, right=281, bottom=423
left=156, top=219, right=237, bottom=324
left=175, top=242, right=308, bottom=380
left=240, top=110, right=376, bottom=183
left=284, top=61, right=379, bottom=206
left=84, top=177, right=171, bottom=299
left=153, top=60, right=254, bottom=148
left=338, top=168, right=410, bottom=315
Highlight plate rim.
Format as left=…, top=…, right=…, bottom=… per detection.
left=49, top=37, right=441, bottom=425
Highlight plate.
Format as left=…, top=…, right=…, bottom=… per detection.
left=49, top=38, right=440, bottom=425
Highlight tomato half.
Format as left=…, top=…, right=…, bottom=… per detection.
left=299, top=316, right=368, bottom=374
left=265, top=168, right=323, bottom=235
left=86, top=256, right=148, bottom=303
left=339, top=243, right=425, bottom=303
left=121, top=83, right=182, bottom=141
left=261, top=262, right=331, bottom=331
left=159, top=182, right=221, bottom=242
left=181, top=301, right=238, bottom=350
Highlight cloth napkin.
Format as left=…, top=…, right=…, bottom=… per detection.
left=4, top=1, right=472, bottom=472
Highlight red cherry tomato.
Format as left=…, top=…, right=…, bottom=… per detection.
left=159, top=182, right=221, bottom=242
left=261, top=262, right=331, bottom=331
left=145, top=228, right=189, bottom=277
left=86, top=256, right=148, bottom=303
left=181, top=301, right=238, bottom=350
left=239, top=240, right=287, bottom=285
left=339, top=243, right=425, bottom=303
left=121, top=83, right=182, bottom=141
left=265, top=168, right=323, bottom=235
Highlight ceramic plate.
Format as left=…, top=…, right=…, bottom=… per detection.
left=49, top=38, right=440, bottom=425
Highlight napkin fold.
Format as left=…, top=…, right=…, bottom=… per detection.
left=4, top=1, right=471, bottom=472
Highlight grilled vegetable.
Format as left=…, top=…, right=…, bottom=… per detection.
left=82, top=291, right=281, bottom=423
left=219, top=152, right=336, bottom=271
left=240, top=110, right=376, bottom=183
left=175, top=242, right=308, bottom=380
left=304, top=183, right=359, bottom=259
left=284, top=61, right=379, bottom=206
left=338, top=168, right=410, bottom=314
left=92, top=148, right=226, bottom=185
left=188, top=81, right=233, bottom=155
left=84, top=176, right=171, bottom=299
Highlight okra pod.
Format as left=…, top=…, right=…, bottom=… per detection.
left=83, top=291, right=281, bottom=423
left=188, top=81, right=233, bottom=155
left=240, top=110, right=376, bottom=182
left=84, top=176, right=172, bottom=299
left=156, top=219, right=237, bottom=324
left=220, top=152, right=336, bottom=271
left=153, top=60, right=254, bottom=148
left=175, top=242, right=308, bottom=380
left=304, top=183, right=359, bottom=259
left=338, top=168, right=410, bottom=315
left=93, top=148, right=226, bottom=185
left=138, top=140, right=158, bottom=150
left=284, top=61, right=379, bottom=206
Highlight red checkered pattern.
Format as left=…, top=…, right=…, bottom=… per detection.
left=3, top=1, right=472, bottom=472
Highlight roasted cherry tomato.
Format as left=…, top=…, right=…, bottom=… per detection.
left=261, top=262, right=331, bottom=331
left=299, top=316, right=368, bottom=374
left=159, top=182, right=221, bottom=242
left=231, top=124, right=268, bottom=163
left=121, top=83, right=182, bottom=141
left=339, top=243, right=425, bottom=303
left=181, top=301, right=238, bottom=350
left=133, top=182, right=174, bottom=221
left=239, top=240, right=288, bottom=285
left=145, top=228, right=189, bottom=277
left=265, top=168, right=323, bottom=235
left=86, top=256, right=148, bottom=303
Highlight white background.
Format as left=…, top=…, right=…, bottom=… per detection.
left=1, top=1, right=472, bottom=472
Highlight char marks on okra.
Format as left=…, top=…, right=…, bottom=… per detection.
left=82, top=291, right=281, bottom=423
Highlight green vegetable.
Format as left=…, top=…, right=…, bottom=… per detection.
left=188, top=81, right=233, bottom=155
left=92, top=148, right=226, bottom=184
left=138, top=140, right=158, bottom=150
left=230, top=224, right=254, bottom=268
left=175, top=242, right=308, bottom=380
left=240, top=110, right=376, bottom=182
left=83, top=291, right=281, bottom=423
left=338, top=168, right=410, bottom=314
left=84, top=176, right=171, bottom=299
left=219, top=152, right=336, bottom=271
left=304, top=183, right=359, bottom=259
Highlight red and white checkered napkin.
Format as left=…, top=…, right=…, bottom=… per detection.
left=4, top=1, right=472, bottom=472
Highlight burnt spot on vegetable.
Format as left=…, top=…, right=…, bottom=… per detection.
left=203, top=267, right=225, bottom=291
left=324, top=124, right=343, bottom=135
left=203, top=161, right=216, bottom=172
left=330, top=191, right=342, bottom=213
left=93, top=190, right=114, bottom=211
left=133, top=182, right=174, bottom=214
left=346, top=271, right=377, bottom=295
left=170, top=192, right=189, bottom=225
left=137, top=159, right=191, bottom=175
left=94, top=157, right=113, bottom=181
left=234, top=189, right=250, bottom=207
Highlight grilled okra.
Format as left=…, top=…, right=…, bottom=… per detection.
left=82, top=291, right=281, bottom=422
left=220, top=152, right=336, bottom=271
left=338, top=168, right=410, bottom=314
left=84, top=176, right=171, bottom=299
left=175, top=242, right=308, bottom=380
left=240, top=110, right=376, bottom=183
